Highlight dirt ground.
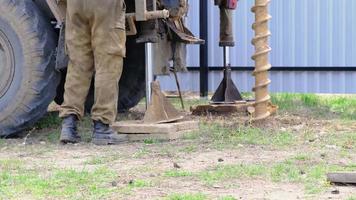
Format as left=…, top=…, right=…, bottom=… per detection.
left=1, top=95, right=356, bottom=200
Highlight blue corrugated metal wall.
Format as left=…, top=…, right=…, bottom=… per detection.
left=158, top=0, right=356, bottom=94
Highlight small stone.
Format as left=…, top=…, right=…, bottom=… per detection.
left=111, top=181, right=118, bottom=187
left=331, top=189, right=340, bottom=195
left=173, top=162, right=181, bottom=169
left=40, top=141, right=46, bottom=145
left=218, top=158, right=224, bottom=162
left=308, top=139, right=316, bottom=143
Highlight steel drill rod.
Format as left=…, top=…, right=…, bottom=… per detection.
left=172, top=68, right=185, bottom=110
left=145, top=43, right=154, bottom=108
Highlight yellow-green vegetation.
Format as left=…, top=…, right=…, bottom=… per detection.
left=271, top=93, right=356, bottom=119
left=164, top=170, right=193, bottom=177
left=165, top=193, right=207, bottom=200
left=219, top=196, right=237, bottom=200
left=0, top=159, right=117, bottom=200
left=84, top=154, right=121, bottom=165
left=119, top=179, right=152, bottom=195
left=200, top=123, right=296, bottom=149
left=163, top=156, right=356, bottom=194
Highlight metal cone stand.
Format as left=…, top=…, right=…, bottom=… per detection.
left=211, top=46, right=243, bottom=103
left=211, top=5, right=243, bottom=104
left=143, top=38, right=183, bottom=124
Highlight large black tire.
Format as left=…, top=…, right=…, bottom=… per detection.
left=0, top=0, right=59, bottom=137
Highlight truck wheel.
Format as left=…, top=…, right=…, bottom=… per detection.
left=0, top=0, right=59, bottom=137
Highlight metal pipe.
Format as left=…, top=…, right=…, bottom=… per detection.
left=145, top=43, right=154, bottom=107
left=200, top=0, right=209, bottom=98
left=251, top=0, right=272, bottom=120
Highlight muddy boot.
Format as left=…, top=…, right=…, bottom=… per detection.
left=60, top=114, right=81, bottom=144
left=92, top=121, right=128, bottom=145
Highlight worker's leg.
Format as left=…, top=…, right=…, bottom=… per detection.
left=59, top=0, right=95, bottom=120
left=89, top=0, right=126, bottom=124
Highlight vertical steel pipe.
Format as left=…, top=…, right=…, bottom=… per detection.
left=251, top=0, right=272, bottom=120
left=200, top=0, right=209, bottom=98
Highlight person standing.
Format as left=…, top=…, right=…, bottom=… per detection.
left=59, top=0, right=128, bottom=145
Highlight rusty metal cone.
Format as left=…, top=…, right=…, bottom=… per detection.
left=211, top=70, right=243, bottom=104
left=143, top=81, right=184, bottom=124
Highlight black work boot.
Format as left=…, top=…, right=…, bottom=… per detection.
left=92, top=121, right=128, bottom=145
left=60, top=114, right=81, bottom=144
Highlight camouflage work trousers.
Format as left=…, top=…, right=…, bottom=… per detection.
left=59, top=0, right=126, bottom=124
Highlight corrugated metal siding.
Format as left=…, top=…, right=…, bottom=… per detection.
left=158, top=0, right=356, bottom=93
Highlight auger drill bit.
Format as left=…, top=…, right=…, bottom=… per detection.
left=211, top=1, right=243, bottom=104
left=251, top=0, right=272, bottom=120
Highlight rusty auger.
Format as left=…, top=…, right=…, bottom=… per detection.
left=251, top=0, right=272, bottom=121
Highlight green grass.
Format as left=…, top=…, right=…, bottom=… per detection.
left=0, top=138, right=5, bottom=146
left=271, top=93, right=356, bottom=119
left=348, top=196, right=356, bottom=200
left=198, top=164, right=267, bottom=185
left=165, top=193, right=207, bottom=200
left=200, top=123, right=296, bottom=149
left=46, top=129, right=61, bottom=143
left=219, top=196, right=237, bottom=200
left=132, top=147, right=152, bottom=158
left=119, top=179, right=152, bottom=195
left=322, top=132, right=356, bottom=150
left=192, top=159, right=356, bottom=194
left=0, top=159, right=117, bottom=200
left=34, top=113, right=62, bottom=129
left=84, top=154, right=121, bottom=165
left=164, top=170, right=193, bottom=177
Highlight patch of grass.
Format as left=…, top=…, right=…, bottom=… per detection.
left=34, top=113, right=62, bottom=129
left=78, top=117, right=94, bottom=143
left=0, top=138, right=5, bottom=146
left=85, top=154, right=121, bottom=165
left=271, top=94, right=356, bottom=119
left=200, top=123, right=297, bottom=149
left=219, top=196, right=237, bottom=200
left=165, top=193, right=207, bottom=200
left=293, top=154, right=311, bottom=161
left=179, top=145, right=198, bottom=153
left=0, top=164, right=117, bottom=200
left=194, top=158, right=356, bottom=194
left=0, top=159, right=23, bottom=171
left=119, top=179, right=152, bottom=195
left=143, top=138, right=159, bottom=144
left=164, top=170, right=193, bottom=177
left=323, top=132, right=356, bottom=150
left=132, top=147, right=151, bottom=158
left=46, top=130, right=61, bottom=143
left=198, top=164, right=267, bottom=185
left=183, top=131, right=201, bottom=140
left=348, top=196, right=356, bottom=200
